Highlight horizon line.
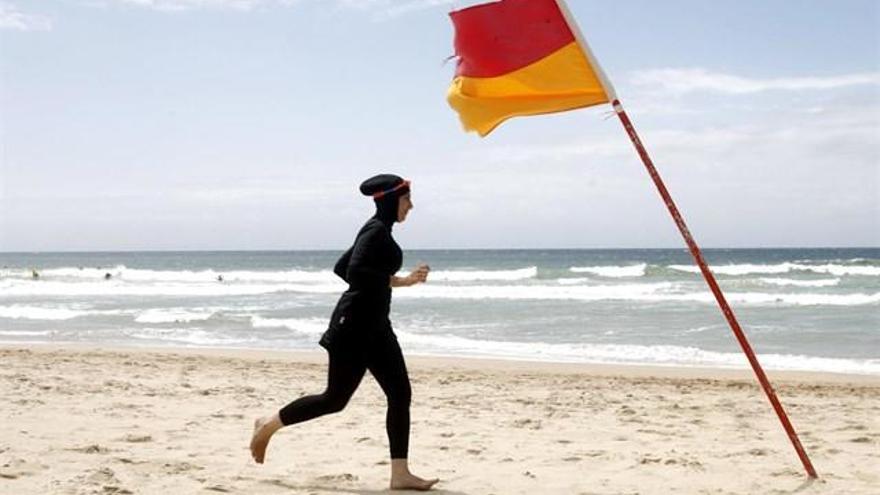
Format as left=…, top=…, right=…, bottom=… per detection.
left=1, top=246, right=878, bottom=255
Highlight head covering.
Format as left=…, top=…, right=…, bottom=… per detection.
left=359, top=174, right=411, bottom=227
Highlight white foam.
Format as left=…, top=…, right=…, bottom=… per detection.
left=2, top=276, right=876, bottom=306
left=397, top=282, right=674, bottom=301
left=429, top=266, right=537, bottom=282
left=25, top=265, right=341, bottom=283
left=683, top=324, right=723, bottom=334
left=134, top=308, right=218, bottom=324
left=250, top=316, right=327, bottom=336
left=393, top=330, right=880, bottom=375
left=759, top=277, right=840, bottom=288
left=0, top=330, right=54, bottom=337
left=125, top=327, right=259, bottom=346
left=570, top=263, right=647, bottom=277
left=0, top=279, right=345, bottom=297
left=397, top=283, right=880, bottom=306
left=720, top=292, right=880, bottom=306
left=557, top=277, right=591, bottom=285
left=669, top=262, right=880, bottom=277
left=0, top=305, right=88, bottom=320
left=798, top=263, right=880, bottom=276
left=670, top=263, right=795, bottom=275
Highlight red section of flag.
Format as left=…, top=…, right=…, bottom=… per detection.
left=450, top=0, right=574, bottom=78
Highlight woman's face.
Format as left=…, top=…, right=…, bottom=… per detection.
left=397, top=193, right=413, bottom=223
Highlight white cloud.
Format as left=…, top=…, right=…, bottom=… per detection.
left=379, top=0, right=457, bottom=19
left=113, top=0, right=276, bottom=11
left=472, top=97, right=880, bottom=175
left=630, top=68, right=880, bottom=95
left=107, top=0, right=454, bottom=15
left=0, top=2, right=52, bottom=31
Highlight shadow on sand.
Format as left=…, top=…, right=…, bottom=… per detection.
left=781, top=477, right=823, bottom=494
left=262, top=478, right=472, bottom=495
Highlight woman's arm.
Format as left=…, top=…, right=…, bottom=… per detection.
left=390, top=264, right=430, bottom=288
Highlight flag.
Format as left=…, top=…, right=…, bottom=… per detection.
left=447, top=0, right=615, bottom=136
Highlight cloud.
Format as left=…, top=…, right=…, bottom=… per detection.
left=630, top=68, right=880, bottom=95
left=473, top=97, right=880, bottom=173
left=112, top=0, right=282, bottom=12
left=0, top=2, right=52, bottom=31
left=106, top=0, right=454, bottom=15
left=377, top=0, right=457, bottom=19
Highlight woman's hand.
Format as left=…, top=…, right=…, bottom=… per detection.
left=409, top=263, right=430, bottom=284
left=390, top=263, right=430, bottom=287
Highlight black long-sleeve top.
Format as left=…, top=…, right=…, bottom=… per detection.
left=320, top=217, right=402, bottom=350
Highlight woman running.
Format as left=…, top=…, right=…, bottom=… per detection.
left=249, top=174, right=438, bottom=491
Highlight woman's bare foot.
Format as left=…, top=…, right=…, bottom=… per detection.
left=250, top=413, right=282, bottom=464
left=390, top=459, right=439, bottom=491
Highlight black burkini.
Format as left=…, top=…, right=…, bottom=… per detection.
left=279, top=175, right=412, bottom=459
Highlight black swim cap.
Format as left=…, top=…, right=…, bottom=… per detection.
left=360, top=174, right=410, bottom=199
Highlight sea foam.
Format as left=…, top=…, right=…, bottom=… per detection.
left=570, top=263, right=647, bottom=277
left=669, top=262, right=880, bottom=277
left=429, top=266, right=537, bottom=281
left=392, top=330, right=880, bottom=375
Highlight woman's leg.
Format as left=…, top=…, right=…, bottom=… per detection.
left=366, top=338, right=411, bottom=459
left=367, top=337, right=438, bottom=490
left=250, top=348, right=366, bottom=464
left=279, top=350, right=366, bottom=424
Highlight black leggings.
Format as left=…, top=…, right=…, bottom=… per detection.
left=278, top=338, right=412, bottom=459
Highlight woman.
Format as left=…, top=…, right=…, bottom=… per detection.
left=249, top=174, right=438, bottom=491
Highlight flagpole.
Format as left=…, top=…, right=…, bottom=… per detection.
left=611, top=99, right=818, bottom=479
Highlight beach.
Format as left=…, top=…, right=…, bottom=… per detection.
left=1, top=345, right=877, bottom=494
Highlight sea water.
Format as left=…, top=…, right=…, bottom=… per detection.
left=0, top=248, right=877, bottom=374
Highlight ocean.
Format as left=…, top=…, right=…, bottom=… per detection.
left=0, top=248, right=877, bottom=374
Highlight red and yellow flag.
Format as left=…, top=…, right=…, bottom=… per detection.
left=447, top=0, right=615, bottom=136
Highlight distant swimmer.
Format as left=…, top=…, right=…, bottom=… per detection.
left=31, top=269, right=39, bottom=279
left=217, top=275, right=224, bottom=282
left=104, top=273, right=113, bottom=280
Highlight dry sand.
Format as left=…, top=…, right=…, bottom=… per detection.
left=1, top=344, right=878, bottom=494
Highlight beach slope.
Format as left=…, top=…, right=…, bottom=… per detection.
left=1, top=346, right=877, bottom=494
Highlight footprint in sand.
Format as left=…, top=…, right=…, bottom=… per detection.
left=313, top=473, right=358, bottom=483
left=162, top=461, right=204, bottom=475
left=64, top=466, right=133, bottom=495
left=512, top=418, right=542, bottom=430
left=68, top=444, right=110, bottom=454
left=121, top=434, right=152, bottom=443
left=617, top=405, right=637, bottom=416
left=0, top=458, right=46, bottom=479
left=836, top=424, right=867, bottom=432
left=770, top=467, right=801, bottom=477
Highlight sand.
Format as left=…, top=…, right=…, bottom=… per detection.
left=0, top=344, right=878, bottom=494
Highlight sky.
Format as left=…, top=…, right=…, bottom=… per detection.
left=1, top=0, right=878, bottom=251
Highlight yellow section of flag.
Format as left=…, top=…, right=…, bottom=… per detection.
left=447, top=42, right=609, bottom=136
